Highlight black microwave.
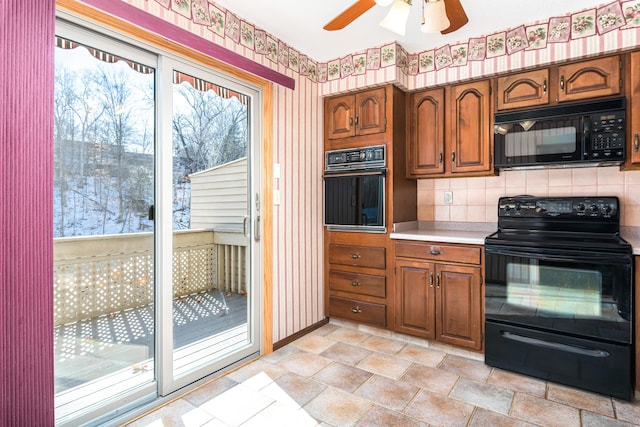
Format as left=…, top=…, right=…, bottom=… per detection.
left=494, top=97, right=626, bottom=169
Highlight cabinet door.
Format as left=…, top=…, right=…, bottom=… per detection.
left=630, top=52, right=640, bottom=166
left=355, top=87, right=386, bottom=136
left=557, top=56, right=621, bottom=103
left=326, top=94, right=355, bottom=140
left=407, top=88, right=445, bottom=177
left=496, top=69, right=550, bottom=110
left=448, top=80, right=492, bottom=174
left=436, top=264, right=482, bottom=350
left=395, top=260, right=436, bottom=339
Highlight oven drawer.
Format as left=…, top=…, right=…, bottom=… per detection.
left=328, top=270, right=386, bottom=298
left=328, top=296, right=386, bottom=327
left=396, top=241, right=481, bottom=265
left=329, top=244, right=386, bottom=269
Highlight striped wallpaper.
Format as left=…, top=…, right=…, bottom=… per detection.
left=82, top=0, right=638, bottom=343
left=1, top=0, right=55, bottom=424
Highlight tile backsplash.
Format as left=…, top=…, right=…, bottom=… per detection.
left=417, top=166, right=640, bottom=226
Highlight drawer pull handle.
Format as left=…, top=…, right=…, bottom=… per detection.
left=351, top=280, right=361, bottom=286
left=350, top=253, right=361, bottom=259
left=429, top=272, right=434, bottom=288
left=429, top=249, right=441, bottom=255
left=351, top=307, right=362, bottom=313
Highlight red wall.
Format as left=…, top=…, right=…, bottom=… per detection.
left=0, top=0, right=55, bottom=425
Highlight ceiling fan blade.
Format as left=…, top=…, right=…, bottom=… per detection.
left=323, top=0, right=377, bottom=31
left=440, top=0, right=468, bottom=34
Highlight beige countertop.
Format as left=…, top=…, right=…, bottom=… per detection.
left=621, top=228, right=640, bottom=256
left=390, top=222, right=495, bottom=246
left=392, top=222, right=640, bottom=256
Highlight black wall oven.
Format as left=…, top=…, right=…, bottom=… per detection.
left=484, top=196, right=634, bottom=400
left=324, top=145, right=386, bottom=233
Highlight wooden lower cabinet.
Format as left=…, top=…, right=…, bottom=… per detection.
left=395, top=241, right=484, bottom=351
left=325, top=231, right=391, bottom=328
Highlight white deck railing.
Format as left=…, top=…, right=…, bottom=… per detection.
left=53, top=228, right=247, bottom=326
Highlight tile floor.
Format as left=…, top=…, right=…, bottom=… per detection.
left=127, top=320, right=640, bottom=426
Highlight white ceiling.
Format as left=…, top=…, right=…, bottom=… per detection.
left=212, top=0, right=610, bottom=62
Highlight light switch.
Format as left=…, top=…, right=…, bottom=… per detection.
left=274, top=189, right=281, bottom=205
left=274, top=163, right=281, bottom=179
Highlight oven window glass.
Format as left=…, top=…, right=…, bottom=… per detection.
left=485, top=250, right=632, bottom=342
left=324, top=174, right=384, bottom=227
left=506, top=263, right=602, bottom=317
left=504, top=125, right=577, bottom=157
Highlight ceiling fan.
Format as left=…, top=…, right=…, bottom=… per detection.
left=323, top=0, right=468, bottom=35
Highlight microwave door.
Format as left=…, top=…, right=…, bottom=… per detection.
left=494, top=116, right=582, bottom=167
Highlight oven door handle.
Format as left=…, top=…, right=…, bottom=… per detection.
left=485, top=247, right=629, bottom=264
left=323, top=169, right=387, bottom=178
left=501, top=331, right=610, bottom=358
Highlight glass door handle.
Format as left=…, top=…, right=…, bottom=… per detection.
left=255, top=216, right=261, bottom=241
left=243, top=215, right=249, bottom=237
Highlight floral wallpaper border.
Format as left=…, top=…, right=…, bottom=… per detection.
left=159, top=0, right=640, bottom=83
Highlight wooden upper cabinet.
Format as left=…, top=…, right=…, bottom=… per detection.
left=448, top=80, right=492, bottom=174
left=497, top=69, right=550, bottom=110
left=355, top=88, right=386, bottom=136
left=325, top=87, right=386, bottom=141
left=629, top=51, right=640, bottom=166
left=557, top=55, right=622, bottom=103
left=325, top=94, right=354, bottom=140
left=407, top=88, right=445, bottom=177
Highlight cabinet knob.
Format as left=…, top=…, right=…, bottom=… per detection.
left=351, top=306, right=362, bottom=313
left=350, top=253, right=361, bottom=259
left=635, top=133, right=639, bottom=152
left=351, top=280, right=361, bottom=286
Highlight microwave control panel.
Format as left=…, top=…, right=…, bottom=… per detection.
left=588, top=110, right=625, bottom=160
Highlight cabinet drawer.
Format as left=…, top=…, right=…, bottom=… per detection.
left=328, top=296, right=386, bottom=327
left=396, top=241, right=481, bottom=265
left=329, top=244, right=386, bottom=269
left=328, top=270, right=386, bottom=298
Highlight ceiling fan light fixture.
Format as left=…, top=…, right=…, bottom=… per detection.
left=374, top=0, right=395, bottom=6
left=379, top=0, right=412, bottom=36
left=421, top=0, right=450, bottom=33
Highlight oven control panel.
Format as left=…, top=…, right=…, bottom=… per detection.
left=498, top=196, right=619, bottom=219
left=325, top=145, right=386, bottom=171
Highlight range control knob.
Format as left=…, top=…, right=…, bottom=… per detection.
left=576, top=203, right=586, bottom=212
left=589, top=204, right=599, bottom=214
left=602, top=205, right=613, bottom=214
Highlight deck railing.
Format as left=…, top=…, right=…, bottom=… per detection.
left=53, top=228, right=247, bottom=326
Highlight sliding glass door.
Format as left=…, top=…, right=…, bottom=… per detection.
left=53, top=26, right=157, bottom=425
left=159, top=58, right=261, bottom=394
left=53, top=18, right=262, bottom=425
